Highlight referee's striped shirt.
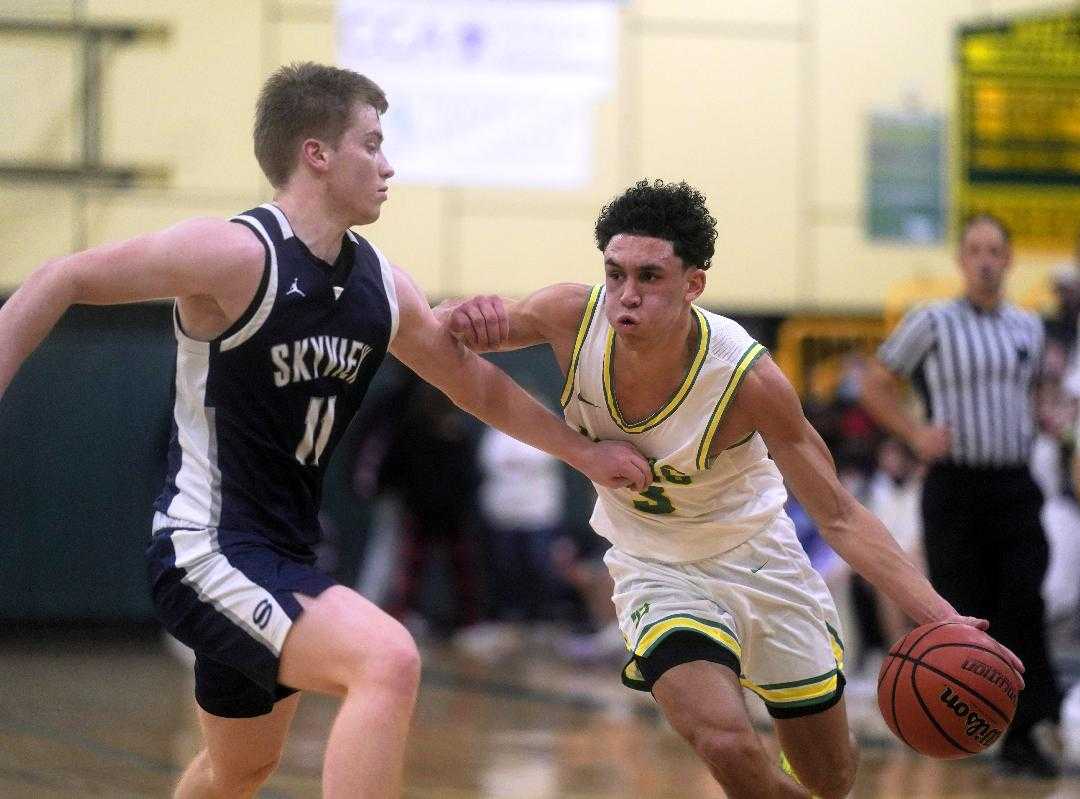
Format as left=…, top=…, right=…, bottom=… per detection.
left=876, top=298, right=1044, bottom=467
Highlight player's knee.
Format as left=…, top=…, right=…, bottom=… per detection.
left=342, top=625, right=421, bottom=698
left=801, top=765, right=856, bottom=799
left=232, top=757, right=280, bottom=796
left=208, top=751, right=281, bottom=798
left=379, top=633, right=422, bottom=695
left=796, top=745, right=857, bottom=799
left=689, top=728, right=760, bottom=781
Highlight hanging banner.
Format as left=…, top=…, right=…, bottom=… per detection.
left=866, top=111, right=946, bottom=243
left=338, top=0, right=618, bottom=188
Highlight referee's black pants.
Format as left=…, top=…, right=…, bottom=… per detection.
left=921, top=463, right=1062, bottom=741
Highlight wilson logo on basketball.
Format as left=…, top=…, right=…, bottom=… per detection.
left=960, top=658, right=1017, bottom=702
left=253, top=599, right=274, bottom=630
left=877, top=622, right=1018, bottom=759
left=938, top=687, right=1002, bottom=747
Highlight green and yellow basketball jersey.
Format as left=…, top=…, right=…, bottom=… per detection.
left=562, top=286, right=787, bottom=562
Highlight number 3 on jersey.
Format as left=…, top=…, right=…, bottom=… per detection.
left=296, top=396, right=336, bottom=465
left=634, top=485, right=674, bottom=515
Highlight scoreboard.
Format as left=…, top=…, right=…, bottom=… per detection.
left=957, top=11, right=1080, bottom=250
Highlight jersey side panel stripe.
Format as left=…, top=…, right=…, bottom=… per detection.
left=220, top=215, right=279, bottom=352
left=165, top=338, right=221, bottom=527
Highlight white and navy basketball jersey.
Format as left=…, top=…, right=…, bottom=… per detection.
left=153, top=203, right=399, bottom=549
left=562, top=286, right=787, bottom=563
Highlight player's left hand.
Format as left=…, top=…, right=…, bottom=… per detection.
left=946, top=614, right=1026, bottom=687
left=577, top=440, right=651, bottom=492
left=443, top=295, right=509, bottom=351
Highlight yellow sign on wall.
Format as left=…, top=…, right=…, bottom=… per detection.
left=956, top=11, right=1080, bottom=251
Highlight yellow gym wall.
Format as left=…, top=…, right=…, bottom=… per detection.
left=0, top=0, right=1069, bottom=311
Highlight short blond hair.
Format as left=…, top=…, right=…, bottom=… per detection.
left=254, top=62, right=388, bottom=187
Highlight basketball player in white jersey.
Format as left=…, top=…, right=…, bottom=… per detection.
left=443, top=179, right=1025, bottom=798
left=0, top=64, right=651, bottom=799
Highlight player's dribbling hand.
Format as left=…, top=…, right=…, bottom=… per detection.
left=580, top=440, right=651, bottom=492
left=944, top=614, right=1026, bottom=688
left=443, top=295, right=510, bottom=351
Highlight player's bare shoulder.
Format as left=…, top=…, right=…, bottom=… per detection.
left=192, top=217, right=267, bottom=287
left=730, top=355, right=805, bottom=442
left=389, top=262, right=423, bottom=306
left=386, top=263, right=434, bottom=336
left=154, top=217, right=267, bottom=288
left=171, top=217, right=268, bottom=340
left=702, top=352, right=794, bottom=457
left=146, top=217, right=264, bottom=272
left=384, top=263, right=452, bottom=362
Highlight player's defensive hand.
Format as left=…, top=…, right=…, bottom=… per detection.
left=444, top=295, right=509, bottom=352
left=579, top=440, right=651, bottom=492
left=946, top=614, right=1026, bottom=688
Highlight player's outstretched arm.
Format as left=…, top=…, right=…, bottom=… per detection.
left=434, top=283, right=590, bottom=364
left=738, top=356, right=1026, bottom=678
left=390, top=268, right=649, bottom=490
left=0, top=218, right=262, bottom=401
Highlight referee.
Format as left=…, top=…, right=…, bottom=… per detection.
left=862, top=214, right=1062, bottom=778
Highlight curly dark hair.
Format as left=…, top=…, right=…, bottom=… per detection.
left=594, top=179, right=718, bottom=269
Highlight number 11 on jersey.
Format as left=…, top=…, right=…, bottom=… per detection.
left=296, top=396, right=336, bottom=465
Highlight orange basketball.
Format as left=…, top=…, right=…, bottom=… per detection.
left=877, top=622, right=1020, bottom=759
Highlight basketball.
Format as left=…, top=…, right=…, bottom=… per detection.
left=877, top=622, right=1021, bottom=759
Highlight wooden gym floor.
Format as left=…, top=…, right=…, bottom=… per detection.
left=0, top=627, right=1077, bottom=798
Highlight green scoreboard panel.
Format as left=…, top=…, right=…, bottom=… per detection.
left=957, top=10, right=1080, bottom=250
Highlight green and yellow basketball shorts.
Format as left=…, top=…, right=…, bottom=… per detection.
left=605, top=513, right=845, bottom=719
